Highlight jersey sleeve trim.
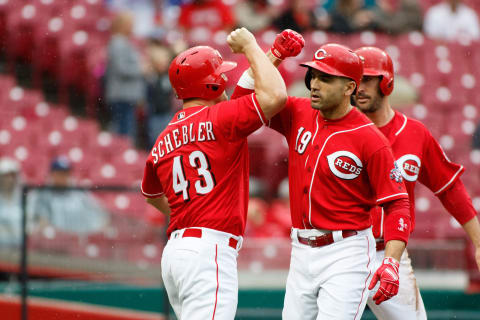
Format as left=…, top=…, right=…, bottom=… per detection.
left=394, top=113, right=408, bottom=136
left=141, top=185, right=164, bottom=198
left=376, top=192, right=409, bottom=203
left=433, top=165, right=464, bottom=195
left=251, top=93, right=266, bottom=125
left=168, top=106, right=208, bottom=125
left=237, top=71, right=255, bottom=89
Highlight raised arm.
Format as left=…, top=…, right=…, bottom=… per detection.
left=227, top=27, right=287, bottom=119
left=232, top=29, right=304, bottom=100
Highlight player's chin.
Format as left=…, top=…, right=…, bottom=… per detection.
left=356, top=102, right=372, bottom=113
left=310, top=101, right=323, bottom=110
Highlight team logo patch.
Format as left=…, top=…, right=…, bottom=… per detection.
left=327, top=151, right=363, bottom=180
left=390, top=162, right=403, bottom=183
left=177, top=112, right=185, bottom=120
left=314, top=49, right=328, bottom=60
left=398, top=218, right=408, bottom=232
left=396, top=154, right=421, bottom=182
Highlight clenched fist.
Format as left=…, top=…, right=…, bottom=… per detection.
left=227, top=27, right=257, bottom=54
left=270, top=29, right=305, bottom=60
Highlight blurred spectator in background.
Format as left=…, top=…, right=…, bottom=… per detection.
left=327, top=0, right=373, bottom=33
left=246, top=177, right=286, bottom=238
left=267, top=177, right=291, bottom=238
left=273, top=0, right=320, bottom=33
left=178, top=0, right=235, bottom=32
left=424, top=0, right=480, bottom=41
left=144, top=37, right=175, bottom=148
left=472, top=122, right=480, bottom=150
left=321, top=0, right=377, bottom=11
left=105, top=11, right=146, bottom=144
left=31, top=156, right=109, bottom=235
left=0, top=158, right=22, bottom=247
left=370, top=0, right=422, bottom=34
left=234, top=0, right=277, bottom=33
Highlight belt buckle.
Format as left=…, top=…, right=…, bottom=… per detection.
left=308, top=236, right=317, bottom=246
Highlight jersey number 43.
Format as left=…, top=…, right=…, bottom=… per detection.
left=172, top=150, right=216, bottom=201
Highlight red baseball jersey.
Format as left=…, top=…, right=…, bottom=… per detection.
left=372, top=110, right=465, bottom=238
left=141, top=93, right=266, bottom=237
left=269, top=96, right=409, bottom=231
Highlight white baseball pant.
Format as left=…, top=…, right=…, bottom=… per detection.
left=367, top=249, right=427, bottom=320
left=161, top=227, right=242, bottom=320
left=283, top=227, right=375, bottom=320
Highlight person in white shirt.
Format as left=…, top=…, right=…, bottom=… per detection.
left=0, top=158, right=23, bottom=247
left=424, top=0, right=480, bottom=41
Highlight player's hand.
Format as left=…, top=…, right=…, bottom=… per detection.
left=227, top=27, right=256, bottom=54
left=270, top=29, right=305, bottom=60
left=368, top=257, right=400, bottom=305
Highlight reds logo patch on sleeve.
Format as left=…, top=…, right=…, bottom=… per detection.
left=389, top=163, right=403, bottom=183
left=398, top=217, right=408, bottom=232
left=327, top=151, right=363, bottom=180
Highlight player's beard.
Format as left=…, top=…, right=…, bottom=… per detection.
left=355, top=92, right=383, bottom=114
left=310, top=90, right=343, bottom=112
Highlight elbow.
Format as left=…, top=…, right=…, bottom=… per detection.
left=269, top=88, right=287, bottom=109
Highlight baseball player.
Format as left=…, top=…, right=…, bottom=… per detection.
left=353, top=46, right=480, bottom=320
left=140, top=27, right=297, bottom=319
left=233, top=34, right=411, bottom=319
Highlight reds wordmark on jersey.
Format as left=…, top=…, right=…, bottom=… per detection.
left=141, top=93, right=266, bottom=236
left=372, top=111, right=464, bottom=238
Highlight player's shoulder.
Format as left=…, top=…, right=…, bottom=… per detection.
left=353, top=110, right=391, bottom=146
left=397, top=112, right=432, bottom=137
left=286, top=95, right=310, bottom=108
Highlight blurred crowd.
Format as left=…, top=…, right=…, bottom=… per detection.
left=2, top=0, right=480, bottom=242
left=100, top=0, right=480, bottom=149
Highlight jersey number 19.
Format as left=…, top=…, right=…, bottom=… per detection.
left=172, top=150, right=216, bottom=201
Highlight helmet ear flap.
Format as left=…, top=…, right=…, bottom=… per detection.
left=380, top=76, right=394, bottom=96
left=304, top=68, right=312, bottom=90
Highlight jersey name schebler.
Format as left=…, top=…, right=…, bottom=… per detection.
left=151, top=121, right=216, bottom=163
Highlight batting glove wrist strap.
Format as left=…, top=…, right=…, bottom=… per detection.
left=270, top=29, right=305, bottom=60
left=368, top=257, right=400, bottom=305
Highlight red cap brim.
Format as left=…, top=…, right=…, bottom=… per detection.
left=219, top=61, right=237, bottom=73
left=300, top=60, right=345, bottom=78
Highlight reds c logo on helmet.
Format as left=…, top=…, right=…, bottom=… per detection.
left=354, top=47, right=394, bottom=96
left=168, top=46, right=237, bottom=100
left=300, top=43, right=363, bottom=91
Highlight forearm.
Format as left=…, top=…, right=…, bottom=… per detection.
left=384, top=239, right=406, bottom=261
left=146, top=195, right=171, bottom=215
left=381, top=197, right=411, bottom=244
left=247, top=50, right=283, bottom=77
left=243, top=43, right=287, bottom=117
left=463, top=216, right=480, bottom=248
left=438, top=179, right=476, bottom=225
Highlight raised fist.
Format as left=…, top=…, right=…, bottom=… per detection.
left=270, top=29, right=305, bottom=60
left=368, top=257, right=400, bottom=305
left=227, top=27, right=256, bottom=54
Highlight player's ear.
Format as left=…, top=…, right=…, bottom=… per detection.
left=344, top=80, right=356, bottom=96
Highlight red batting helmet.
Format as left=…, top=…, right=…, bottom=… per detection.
left=168, top=46, right=237, bottom=100
left=300, top=43, right=363, bottom=91
left=355, top=47, right=394, bottom=96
